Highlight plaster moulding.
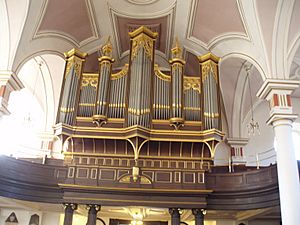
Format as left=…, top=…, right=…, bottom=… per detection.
left=108, top=3, right=175, bottom=60
left=256, top=79, right=300, bottom=100
left=186, top=0, right=250, bottom=51
left=33, top=0, right=100, bottom=48
left=126, top=0, right=159, bottom=5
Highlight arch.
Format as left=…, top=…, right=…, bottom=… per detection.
left=0, top=0, right=10, bottom=70
left=16, top=53, right=65, bottom=131
left=287, top=33, right=300, bottom=76
left=0, top=0, right=30, bottom=70
left=220, top=53, right=266, bottom=81
left=214, top=141, right=230, bottom=166
left=219, top=54, right=265, bottom=138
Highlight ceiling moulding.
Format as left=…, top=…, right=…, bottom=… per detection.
left=108, top=3, right=175, bottom=60
left=185, top=0, right=250, bottom=51
left=126, top=0, right=159, bottom=5
left=33, top=0, right=100, bottom=48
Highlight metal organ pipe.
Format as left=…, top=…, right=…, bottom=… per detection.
left=127, top=26, right=157, bottom=128
left=58, top=49, right=87, bottom=125
left=198, top=53, right=221, bottom=130
left=169, top=39, right=185, bottom=130
left=92, top=38, right=115, bottom=126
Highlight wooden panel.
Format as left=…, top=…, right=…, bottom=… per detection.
left=99, top=169, right=116, bottom=181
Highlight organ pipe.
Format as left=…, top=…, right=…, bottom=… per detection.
left=198, top=53, right=221, bottom=130
left=93, top=37, right=115, bottom=127
left=169, top=39, right=185, bottom=130
left=57, top=49, right=87, bottom=125
left=127, top=26, right=157, bottom=128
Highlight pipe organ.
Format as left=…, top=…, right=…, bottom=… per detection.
left=57, top=49, right=87, bottom=125
left=55, top=26, right=223, bottom=192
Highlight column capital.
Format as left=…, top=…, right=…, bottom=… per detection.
left=227, top=138, right=248, bottom=165
left=227, top=137, right=248, bottom=147
left=192, top=209, right=205, bottom=217
left=86, top=204, right=101, bottom=212
left=266, top=114, right=297, bottom=126
left=256, top=79, right=300, bottom=100
left=0, top=71, right=24, bottom=116
left=63, top=203, right=78, bottom=211
left=0, top=71, right=23, bottom=89
left=168, top=208, right=180, bottom=217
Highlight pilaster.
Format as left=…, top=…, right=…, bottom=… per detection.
left=0, top=71, right=24, bottom=116
left=227, top=138, right=248, bottom=165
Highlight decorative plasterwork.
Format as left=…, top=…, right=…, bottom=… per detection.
left=109, top=3, right=175, bottom=59
left=186, top=0, right=250, bottom=50
left=127, top=0, right=159, bottom=5
left=33, top=0, right=100, bottom=48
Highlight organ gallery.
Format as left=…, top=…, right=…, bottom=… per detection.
left=54, top=27, right=224, bottom=203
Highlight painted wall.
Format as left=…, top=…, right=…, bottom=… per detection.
left=242, top=101, right=275, bottom=166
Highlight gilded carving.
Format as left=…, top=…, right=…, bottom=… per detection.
left=131, top=34, right=154, bottom=61
left=81, top=75, right=98, bottom=88
left=154, top=64, right=171, bottom=82
left=184, top=77, right=201, bottom=93
left=201, top=61, right=218, bottom=83
left=111, top=64, right=129, bottom=80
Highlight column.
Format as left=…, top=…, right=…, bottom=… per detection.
left=257, top=79, right=300, bottom=225
left=192, top=209, right=205, bottom=225
left=63, top=203, right=77, bottom=225
left=86, top=205, right=101, bottom=225
left=227, top=138, right=248, bottom=167
left=0, top=71, right=23, bottom=116
left=169, top=208, right=180, bottom=225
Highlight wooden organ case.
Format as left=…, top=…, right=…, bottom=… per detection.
left=54, top=26, right=224, bottom=208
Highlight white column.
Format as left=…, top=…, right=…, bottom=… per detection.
left=272, top=117, right=300, bottom=224
left=257, top=79, right=300, bottom=225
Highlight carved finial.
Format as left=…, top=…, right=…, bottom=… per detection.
left=171, top=37, right=182, bottom=59
left=102, top=36, right=113, bottom=57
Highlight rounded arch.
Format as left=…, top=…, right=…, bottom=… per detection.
left=14, top=50, right=64, bottom=75
left=287, top=34, right=300, bottom=76
left=214, top=141, right=230, bottom=166
left=16, top=52, right=65, bottom=132
left=219, top=54, right=265, bottom=138
left=0, top=0, right=30, bottom=71
left=0, top=0, right=10, bottom=70
left=220, top=53, right=267, bottom=81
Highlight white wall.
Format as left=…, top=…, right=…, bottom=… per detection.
left=214, top=141, right=231, bottom=166
left=242, top=101, right=275, bottom=166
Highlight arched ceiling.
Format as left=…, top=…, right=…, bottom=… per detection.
left=2, top=0, right=300, bottom=138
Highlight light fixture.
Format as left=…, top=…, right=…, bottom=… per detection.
left=245, top=65, right=260, bottom=136
left=23, top=60, right=43, bottom=126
